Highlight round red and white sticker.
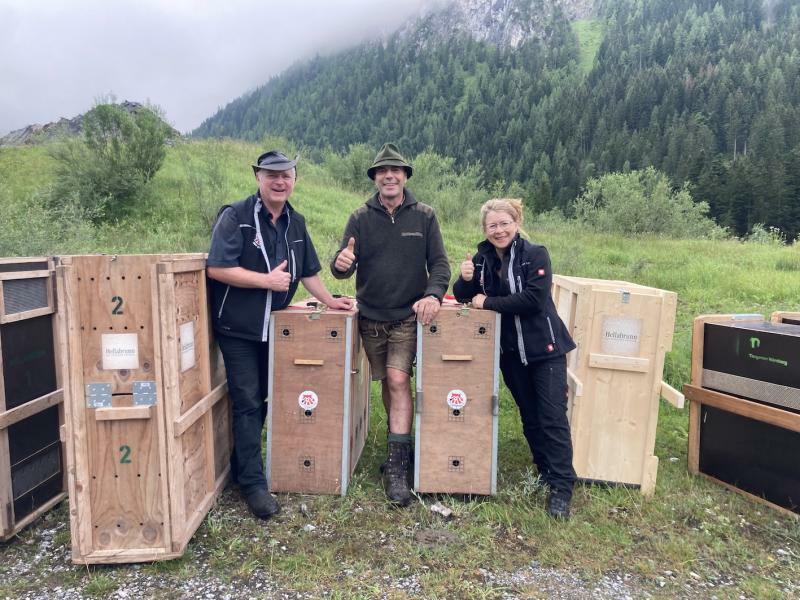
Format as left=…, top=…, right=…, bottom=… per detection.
left=298, top=390, right=319, bottom=411
left=447, top=389, right=467, bottom=410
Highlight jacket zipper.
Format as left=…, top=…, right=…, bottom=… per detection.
left=218, top=285, right=230, bottom=319
left=546, top=316, right=556, bottom=345
left=507, top=242, right=528, bottom=365
left=253, top=200, right=274, bottom=342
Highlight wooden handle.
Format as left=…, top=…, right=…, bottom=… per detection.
left=95, top=406, right=153, bottom=421
left=294, top=359, right=324, bottom=366
left=660, top=380, right=684, bottom=409
left=588, top=352, right=649, bottom=373
left=566, top=368, right=583, bottom=397
left=441, top=355, right=473, bottom=361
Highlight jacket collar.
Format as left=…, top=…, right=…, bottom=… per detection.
left=366, top=187, right=417, bottom=211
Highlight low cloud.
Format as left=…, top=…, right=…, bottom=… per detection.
left=0, top=0, right=435, bottom=134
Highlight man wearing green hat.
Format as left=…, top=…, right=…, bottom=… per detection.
left=331, top=143, right=450, bottom=506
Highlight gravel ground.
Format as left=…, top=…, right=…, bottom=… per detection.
left=2, top=517, right=651, bottom=600
left=4, top=505, right=797, bottom=599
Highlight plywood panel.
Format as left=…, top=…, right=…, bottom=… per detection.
left=268, top=304, right=368, bottom=495
left=60, top=254, right=230, bottom=563
left=552, top=275, right=677, bottom=493
left=416, top=305, right=499, bottom=495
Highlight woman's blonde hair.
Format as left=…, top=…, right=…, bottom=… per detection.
left=480, top=198, right=527, bottom=236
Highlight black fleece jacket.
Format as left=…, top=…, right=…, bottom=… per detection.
left=453, top=235, right=575, bottom=365
left=331, top=188, right=450, bottom=322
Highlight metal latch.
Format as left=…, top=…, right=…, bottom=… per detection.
left=86, top=383, right=112, bottom=408
left=133, top=381, right=157, bottom=406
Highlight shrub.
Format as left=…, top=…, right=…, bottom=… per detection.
left=572, top=167, right=728, bottom=239
left=48, top=103, right=172, bottom=222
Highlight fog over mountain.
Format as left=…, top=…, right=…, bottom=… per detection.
left=0, top=0, right=433, bottom=135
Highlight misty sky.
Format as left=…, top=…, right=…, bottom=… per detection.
left=0, top=0, right=435, bottom=135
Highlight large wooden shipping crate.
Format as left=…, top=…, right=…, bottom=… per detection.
left=415, top=303, right=501, bottom=495
left=0, top=257, right=67, bottom=541
left=684, top=314, right=800, bottom=516
left=57, top=254, right=232, bottom=564
left=267, top=302, right=370, bottom=495
left=551, top=275, right=683, bottom=495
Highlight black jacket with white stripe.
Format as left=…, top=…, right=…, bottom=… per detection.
left=453, top=235, right=575, bottom=365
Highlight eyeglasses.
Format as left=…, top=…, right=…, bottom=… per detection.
left=485, top=220, right=515, bottom=233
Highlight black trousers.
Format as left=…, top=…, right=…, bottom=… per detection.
left=500, top=353, right=576, bottom=499
left=216, top=334, right=270, bottom=496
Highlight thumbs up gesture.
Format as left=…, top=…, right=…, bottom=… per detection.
left=460, top=252, right=474, bottom=282
left=265, top=260, right=291, bottom=291
left=334, top=237, right=357, bottom=273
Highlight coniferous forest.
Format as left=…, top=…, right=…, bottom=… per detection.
left=195, top=0, right=800, bottom=239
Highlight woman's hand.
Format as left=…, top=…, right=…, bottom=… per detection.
left=460, top=253, right=474, bottom=281
left=471, top=294, right=486, bottom=309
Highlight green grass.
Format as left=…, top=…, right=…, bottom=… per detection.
left=1, top=139, right=799, bottom=598
left=572, top=19, right=604, bottom=76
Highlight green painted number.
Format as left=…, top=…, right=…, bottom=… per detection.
left=112, top=296, right=124, bottom=315
left=119, top=445, right=132, bottom=464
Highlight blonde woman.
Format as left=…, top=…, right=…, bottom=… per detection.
left=453, top=199, right=577, bottom=519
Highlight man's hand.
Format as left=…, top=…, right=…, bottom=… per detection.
left=471, top=294, right=487, bottom=309
left=460, top=252, right=474, bottom=281
left=413, top=295, right=440, bottom=325
left=327, top=296, right=356, bottom=311
left=334, top=237, right=356, bottom=272
left=264, top=260, right=291, bottom=291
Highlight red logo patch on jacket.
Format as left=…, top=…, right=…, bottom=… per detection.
left=538, top=268, right=546, bottom=276
left=546, top=344, right=554, bottom=352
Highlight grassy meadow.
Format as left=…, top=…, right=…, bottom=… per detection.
left=1, top=139, right=799, bottom=598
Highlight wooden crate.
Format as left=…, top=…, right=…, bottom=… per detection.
left=0, top=257, right=67, bottom=541
left=415, top=303, right=501, bottom=495
left=551, top=275, right=683, bottom=495
left=772, top=311, right=800, bottom=326
left=57, top=254, right=232, bottom=564
left=684, top=314, right=800, bottom=517
left=266, top=301, right=370, bottom=495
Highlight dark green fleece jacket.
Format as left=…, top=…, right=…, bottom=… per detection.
left=330, top=188, right=451, bottom=321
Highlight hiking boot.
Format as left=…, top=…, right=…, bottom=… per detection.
left=547, top=493, right=571, bottom=520
left=244, top=489, right=281, bottom=520
left=382, top=440, right=412, bottom=506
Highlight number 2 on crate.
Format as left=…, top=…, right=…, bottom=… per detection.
left=119, top=444, right=132, bottom=464
left=111, top=295, right=124, bottom=315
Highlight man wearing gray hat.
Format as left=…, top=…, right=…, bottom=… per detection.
left=331, top=143, right=450, bottom=506
left=208, top=150, right=354, bottom=520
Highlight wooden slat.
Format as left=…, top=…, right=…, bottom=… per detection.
left=0, top=306, right=55, bottom=324
left=58, top=263, right=94, bottom=558
left=0, top=428, right=11, bottom=537
left=698, top=472, right=799, bottom=519
left=2, top=492, right=67, bottom=541
left=566, top=368, right=583, bottom=397
left=294, top=359, right=325, bottom=366
left=0, top=270, right=51, bottom=281
left=588, top=352, right=650, bottom=373
left=687, top=399, right=701, bottom=474
left=0, top=389, right=63, bottom=429
left=659, top=380, right=685, bottom=409
left=173, top=382, right=227, bottom=438
left=157, top=259, right=208, bottom=275
left=94, top=406, right=153, bottom=421
left=683, top=384, right=800, bottom=433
